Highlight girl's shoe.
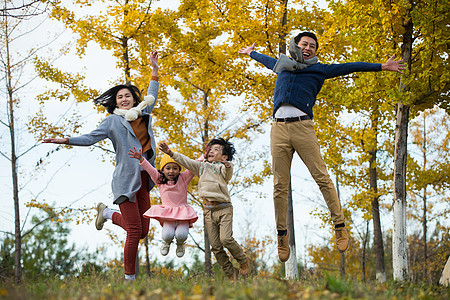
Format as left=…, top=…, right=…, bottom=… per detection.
left=160, top=241, right=170, bottom=256
left=176, top=243, right=185, bottom=257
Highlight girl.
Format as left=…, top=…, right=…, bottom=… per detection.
left=42, top=51, right=159, bottom=281
left=129, top=147, right=198, bottom=257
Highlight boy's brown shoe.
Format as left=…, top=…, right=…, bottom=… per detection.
left=335, top=226, right=349, bottom=253
left=239, top=258, right=251, bottom=277
left=227, top=267, right=239, bottom=281
left=277, top=232, right=290, bottom=262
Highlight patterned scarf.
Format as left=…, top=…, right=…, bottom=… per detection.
left=273, top=38, right=318, bottom=73
left=113, top=95, right=155, bottom=121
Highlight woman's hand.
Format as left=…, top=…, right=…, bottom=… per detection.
left=128, top=147, right=144, bottom=163
left=238, top=43, right=255, bottom=56
left=42, top=138, right=68, bottom=144
left=150, top=51, right=159, bottom=76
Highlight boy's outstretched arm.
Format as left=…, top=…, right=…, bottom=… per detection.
left=159, top=142, right=174, bottom=157
left=238, top=43, right=255, bottom=56
left=381, top=55, right=406, bottom=73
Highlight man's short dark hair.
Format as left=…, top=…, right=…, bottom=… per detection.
left=294, top=32, right=319, bottom=50
left=208, top=138, right=236, bottom=161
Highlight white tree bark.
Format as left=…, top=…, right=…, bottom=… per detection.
left=285, top=179, right=298, bottom=279
left=285, top=244, right=298, bottom=279
left=392, top=102, right=409, bottom=281
left=439, top=256, right=450, bottom=286
left=392, top=196, right=408, bottom=280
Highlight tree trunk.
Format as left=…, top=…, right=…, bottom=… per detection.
left=369, top=112, right=386, bottom=282
left=393, top=5, right=413, bottom=281
left=421, top=115, right=428, bottom=282
left=340, top=252, right=345, bottom=277
left=202, top=91, right=212, bottom=276
left=361, top=220, right=369, bottom=281
left=392, top=102, right=410, bottom=281
left=145, top=236, right=151, bottom=276
left=4, top=13, right=22, bottom=283
left=122, top=0, right=131, bottom=84
left=285, top=179, right=298, bottom=279
left=203, top=221, right=212, bottom=276
left=335, top=174, right=346, bottom=276
left=276, top=0, right=298, bottom=279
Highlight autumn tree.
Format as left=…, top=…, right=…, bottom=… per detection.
left=295, top=0, right=449, bottom=282
left=32, top=0, right=166, bottom=276
left=147, top=0, right=272, bottom=275
left=303, top=1, right=401, bottom=282
left=37, top=0, right=272, bottom=276
left=407, top=107, right=450, bottom=282
left=0, top=0, right=73, bottom=283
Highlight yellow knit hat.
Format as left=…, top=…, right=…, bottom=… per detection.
left=160, top=154, right=181, bottom=170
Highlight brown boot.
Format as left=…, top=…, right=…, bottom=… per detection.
left=335, top=226, right=349, bottom=253
left=277, top=232, right=290, bottom=262
left=239, top=258, right=251, bottom=277
left=227, top=267, right=239, bottom=281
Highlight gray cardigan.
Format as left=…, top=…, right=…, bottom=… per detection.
left=68, top=81, right=159, bottom=204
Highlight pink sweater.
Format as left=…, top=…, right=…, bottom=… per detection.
left=140, top=159, right=198, bottom=227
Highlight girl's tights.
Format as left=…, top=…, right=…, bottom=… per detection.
left=161, top=221, right=189, bottom=244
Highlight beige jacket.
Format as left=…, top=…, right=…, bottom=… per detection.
left=172, top=152, right=233, bottom=203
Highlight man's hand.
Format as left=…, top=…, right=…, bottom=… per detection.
left=382, top=55, right=406, bottom=74
left=159, top=142, right=174, bottom=157
left=238, top=43, right=255, bottom=56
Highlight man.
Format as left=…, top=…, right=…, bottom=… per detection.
left=239, top=32, right=405, bottom=262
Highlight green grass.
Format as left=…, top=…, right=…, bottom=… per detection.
left=1, top=271, right=449, bottom=299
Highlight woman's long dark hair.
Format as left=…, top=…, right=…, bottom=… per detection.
left=94, top=84, right=142, bottom=114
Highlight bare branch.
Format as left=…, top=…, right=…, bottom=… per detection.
left=0, top=230, right=14, bottom=236
left=0, top=1, right=48, bottom=19
left=188, top=232, right=204, bottom=253
left=0, top=150, right=11, bottom=161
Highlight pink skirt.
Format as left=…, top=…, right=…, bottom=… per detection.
left=143, top=204, right=198, bottom=227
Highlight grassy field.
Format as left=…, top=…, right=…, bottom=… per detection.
left=1, top=270, right=449, bottom=300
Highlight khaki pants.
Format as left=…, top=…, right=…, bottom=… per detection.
left=270, top=120, right=346, bottom=230
left=203, top=205, right=247, bottom=276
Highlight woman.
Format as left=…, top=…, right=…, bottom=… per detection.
left=43, top=51, right=159, bottom=281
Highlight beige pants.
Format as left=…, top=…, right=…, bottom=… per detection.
left=270, top=120, right=346, bottom=230
left=204, top=205, right=247, bottom=276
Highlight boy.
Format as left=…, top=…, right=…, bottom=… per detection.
left=159, top=138, right=250, bottom=280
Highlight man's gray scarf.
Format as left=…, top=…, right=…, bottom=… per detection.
left=273, top=38, right=318, bottom=73
left=113, top=95, right=155, bottom=121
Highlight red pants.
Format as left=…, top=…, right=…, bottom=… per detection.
left=112, top=171, right=150, bottom=275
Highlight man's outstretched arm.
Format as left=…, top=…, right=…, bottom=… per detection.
left=381, top=55, right=406, bottom=73
left=238, top=43, right=255, bottom=56
left=239, top=43, right=277, bottom=70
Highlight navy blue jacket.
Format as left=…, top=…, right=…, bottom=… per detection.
left=249, top=51, right=382, bottom=118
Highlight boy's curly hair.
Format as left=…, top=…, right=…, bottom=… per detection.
left=207, top=138, right=236, bottom=161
